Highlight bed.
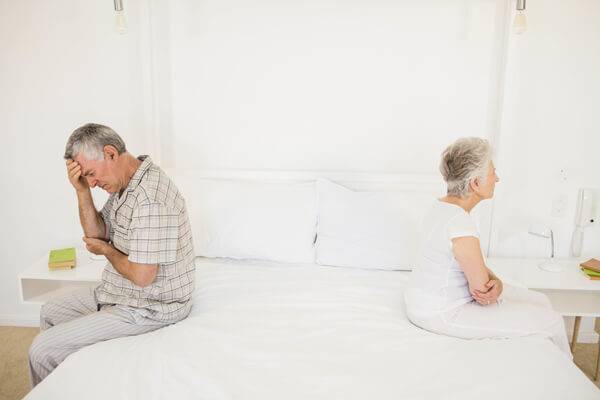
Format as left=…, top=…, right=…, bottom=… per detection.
left=25, top=257, right=600, bottom=399
left=24, top=171, right=600, bottom=399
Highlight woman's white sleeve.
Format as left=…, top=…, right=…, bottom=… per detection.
left=447, top=212, right=479, bottom=239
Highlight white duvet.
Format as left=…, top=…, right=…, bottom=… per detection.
left=26, top=258, right=600, bottom=400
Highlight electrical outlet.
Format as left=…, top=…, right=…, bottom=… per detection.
left=551, top=195, right=568, bottom=218
left=557, top=168, right=568, bottom=183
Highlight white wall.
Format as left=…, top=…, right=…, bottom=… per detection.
left=1, top=0, right=599, bottom=339
left=491, top=0, right=600, bottom=259
left=489, top=0, right=600, bottom=340
left=0, top=0, right=153, bottom=325
left=167, top=0, right=499, bottom=172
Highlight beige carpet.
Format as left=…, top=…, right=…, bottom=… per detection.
left=1, top=327, right=600, bottom=400
left=0, top=327, right=38, bottom=400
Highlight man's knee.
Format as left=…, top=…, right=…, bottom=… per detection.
left=39, top=301, right=57, bottom=330
left=40, top=301, right=51, bottom=318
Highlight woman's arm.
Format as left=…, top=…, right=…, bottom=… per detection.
left=486, top=266, right=499, bottom=280
left=471, top=266, right=503, bottom=304
left=451, top=236, right=490, bottom=294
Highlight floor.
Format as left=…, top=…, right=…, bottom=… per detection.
left=1, top=326, right=599, bottom=400
left=0, top=327, right=38, bottom=400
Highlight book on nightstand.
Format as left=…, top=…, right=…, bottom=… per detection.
left=580, top=258, right=600, bottom=280
left=48, top=247, right=76, bottom=270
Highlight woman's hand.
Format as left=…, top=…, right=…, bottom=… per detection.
left=472, top=279, right=503, bottom=305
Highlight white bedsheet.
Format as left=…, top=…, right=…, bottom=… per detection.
left=26, top=258, right=600, bottom=400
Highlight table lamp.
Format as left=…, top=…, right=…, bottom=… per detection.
left=528, top=224, right=563, bottom=272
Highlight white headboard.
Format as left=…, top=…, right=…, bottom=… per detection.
left=166, top=168, right=444, bottom=191
left=165, top=168, right=494, bottom=257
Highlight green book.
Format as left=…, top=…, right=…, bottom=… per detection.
left=49, top=247, right=76, bottom=263
left=48, top=247, right=76, bottom=269
left=582, top=268, right=600, bottom=277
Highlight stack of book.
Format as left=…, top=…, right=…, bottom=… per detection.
left=580, top=258, right=600, bottom=280
left=48, top=247, right=76, bottom=270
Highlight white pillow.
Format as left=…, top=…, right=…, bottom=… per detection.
left=173, top=177, right=317, bottom=264
left=316, top=179, right=430, bottom=270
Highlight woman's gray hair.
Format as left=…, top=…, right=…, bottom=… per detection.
left=64, top=123, right=127, bottom=160
left=439, top=137, right=492, bottom=197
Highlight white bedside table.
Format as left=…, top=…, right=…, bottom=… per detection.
left=19, top=248, right=104, bottom=304
left=489, top=257, right=600, bottom=379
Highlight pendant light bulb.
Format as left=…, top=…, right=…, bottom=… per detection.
left=114, top=0, right=127, bottom=34
left=513, top=0, right=527, bottom=34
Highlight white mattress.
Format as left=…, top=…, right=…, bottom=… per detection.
left=26, top=258, right=600, bottom=400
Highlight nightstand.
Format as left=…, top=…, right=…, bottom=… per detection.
left=489, top=257, right=600, bottom=380
left=19, top=248, right=104, bottom=304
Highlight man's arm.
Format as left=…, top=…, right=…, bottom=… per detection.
left=83, top=237, right=158, bottom=287
left=67, top=160, right=106, bottom=239
left=76, top=189, right=106, bottom=239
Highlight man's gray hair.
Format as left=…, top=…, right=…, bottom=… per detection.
left=64, top=123, right=127, bottom=160
left=439, top=137, right=492, bottom=197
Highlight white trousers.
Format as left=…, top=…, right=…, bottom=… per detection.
left=29, top=287, right=170, bottom=387
left=408, top=285, right=572, bottom=358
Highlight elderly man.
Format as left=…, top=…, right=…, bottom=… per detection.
left=28, top=123, right=195, bottom=386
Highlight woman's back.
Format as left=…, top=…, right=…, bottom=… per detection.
left=405, top=201, right=479, bottom=319
left=404, top=137, right=571, bottom=357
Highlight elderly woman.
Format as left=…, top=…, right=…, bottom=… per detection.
left=404, top=137, right=571, bottom=357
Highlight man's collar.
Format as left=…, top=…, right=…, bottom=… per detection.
left=126, top=155, right=152, bottom=192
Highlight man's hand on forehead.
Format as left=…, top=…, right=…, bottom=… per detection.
left=66, top=158, right=88, bottom=192
left=68, top=159, right=91, bottom=176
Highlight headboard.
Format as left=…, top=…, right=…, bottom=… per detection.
left=165, top=168, right=494, bottom=259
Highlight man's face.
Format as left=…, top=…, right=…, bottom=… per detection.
left=74, top=154, right=119, bottom=193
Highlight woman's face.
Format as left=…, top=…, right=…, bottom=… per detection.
left=477, top=161, right=500, bottom=199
